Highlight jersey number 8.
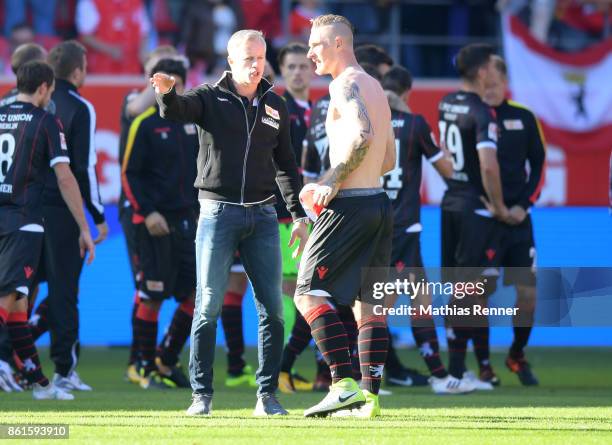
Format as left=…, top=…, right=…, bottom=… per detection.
left=0, top=133, right=16, bottom=183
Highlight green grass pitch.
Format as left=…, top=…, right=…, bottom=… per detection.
left=1, top=346, right=611, bottom=444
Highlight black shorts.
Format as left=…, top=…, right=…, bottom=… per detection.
left=120, top=207, right=141, bottom=287
left=501, top=215, right=536, bottom=286
left=0, top=230, right=44, bottom=299
left=441, top=209, right=505, bottom=282
left=296, top=190, right=393, bottom=306
left=136, top=214, right=197, bottom=302
left=390, top=230, right=425, bottom=281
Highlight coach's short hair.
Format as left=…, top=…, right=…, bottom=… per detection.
left=355, top=44, right=393, bottom=68
left=151, top=58, right=187, bottom=84
left=455, top=43, right=495, bottom=82
left=10, top=43, right=47, bottom=75
left=277, top=42, right=308, bottom=67
left=311, top=14, right=354, bottom=35
left=17, top=61, right=54, bottom=94
left=381, top=66, right=413, bottom=96
left=48, top=40, right=87, bottom=80
left=227, top=30, right=266, bottom=58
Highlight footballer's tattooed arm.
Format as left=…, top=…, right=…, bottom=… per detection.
left=322, top=79, right=374, bottom=192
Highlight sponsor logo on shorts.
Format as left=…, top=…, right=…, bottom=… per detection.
left=146, top=280, right=164, bottom=292
left=265, top=104, right=280, bottom=120
left=486, top=248, right=496, bottom=261
left=24, top=266, right=34, bottom=279
left=316, top=266, right=328, bottom=279
left=0, top=184, right=12, bottom=193
left=262, top=116, right=279, bottom=130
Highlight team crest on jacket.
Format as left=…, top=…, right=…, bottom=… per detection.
left=262, top=116, right=279, bottom=130
left=503, top=119, right=524, bottom=130
left=265, top=104, right=280, bottom=120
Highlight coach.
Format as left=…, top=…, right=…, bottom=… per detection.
left=151, top=30, right=308, bottom=417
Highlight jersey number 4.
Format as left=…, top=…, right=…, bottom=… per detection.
left=438, top=121, right=464, bottom=171
left=382, top=139, right=403, bottom=194
left=0, top=133, right=16, bottom=183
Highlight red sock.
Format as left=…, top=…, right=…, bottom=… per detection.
left=135, top=303, right=159, bottom=374
left=304, top=305, right=352, bottom=383
left=8, top=311, right=49, bottom=386
left=357, top=316, right=388, bottom=394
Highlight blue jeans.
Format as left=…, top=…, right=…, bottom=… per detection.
left=190, top=200, right=284, bottom=396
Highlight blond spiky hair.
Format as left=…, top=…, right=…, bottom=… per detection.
left=310, top=14, right=354, bottom=35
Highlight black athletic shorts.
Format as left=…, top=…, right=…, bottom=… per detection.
left=120, top=206, right=141, bottom=287
left=441, top=208, right=505, bottom=283
left=0, top=230, right=44, bottom=299
left=390, top=230, right=425, bottom=281
left=501, top=215, right=536, bottom=286
left=136, top=213, right=197, bottom=302
left=296, top=189, right=393, bottom=306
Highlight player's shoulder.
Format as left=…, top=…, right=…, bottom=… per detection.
left=132, top=106, right=158, bottom=130
left=506, top=99, right=538, bottom=121
left=262, top=90, right=289, bottom=118
left=313, top=94, right=330, bottom=110
left=65, top=89, right=96, bottom=118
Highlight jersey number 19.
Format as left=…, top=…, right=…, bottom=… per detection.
left=438, top=121, right=464, bottom=171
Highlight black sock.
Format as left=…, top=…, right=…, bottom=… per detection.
left=280, top=312, right=312, bottom=373
left=28, top=298, right=49, bottom=341
left=357, top=316, right=388, bottom=395
left=337, top=305, right=361, bottom=380
left=411, top=317, right=447, bottom=378
left=8, top=312, right=48, bottom=386
left=447, top=326, right=470, bottom=379
left=510, top=326, right=532, bottom=359
left=304, top=305, right=351, bottom=383
left=0, top=308, right=10, bottom=362
left=128, top=293, right=139, bottom=365
left=159, top=301, right=193, bottom=367
left=221, top=293, right=246, bottom=376
left=472, top=326, right=491, bottom=370
left=134, top=304, right=159, bottom=374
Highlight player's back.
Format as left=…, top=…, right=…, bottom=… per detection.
left=0, top=101, right=66, bottom=234
left=438, top=90, right=497, bottom=211
left=384, top=108, right=442, bottom=230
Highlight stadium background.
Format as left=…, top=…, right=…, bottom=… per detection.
left=0, top=0, right=610, bottom=348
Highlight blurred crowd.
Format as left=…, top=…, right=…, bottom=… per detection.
left=0, top=0, right=610, bottom=79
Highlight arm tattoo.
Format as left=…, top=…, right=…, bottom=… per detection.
left=325, top=82, right=374, bottom=189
